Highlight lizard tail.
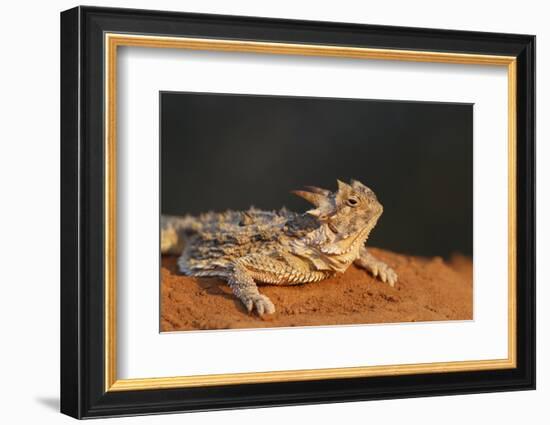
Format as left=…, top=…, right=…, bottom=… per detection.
left=161, top=214, right=196, bottom=255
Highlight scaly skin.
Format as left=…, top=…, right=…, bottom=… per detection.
left=161, top=179, right=398, bottom=316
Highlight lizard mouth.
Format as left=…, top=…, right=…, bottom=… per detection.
left=327, top=222, right=339, bottom=234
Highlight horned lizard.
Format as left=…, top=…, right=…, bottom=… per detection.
left=161, top=179, right=397, bottom=316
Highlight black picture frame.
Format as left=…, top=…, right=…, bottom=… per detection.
left=60, top=5, right=535, bottom=419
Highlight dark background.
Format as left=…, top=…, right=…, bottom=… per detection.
left=161, top=92, right=472, bottom=258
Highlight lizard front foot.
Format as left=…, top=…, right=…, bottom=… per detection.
left=355, top=248, right=398, bottom=287
left=367, top=261, right=398, bottom=287
left=242, top=293, right=276, bottom=316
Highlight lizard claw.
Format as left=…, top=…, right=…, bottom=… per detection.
left=243, top=294, right=276, bottom=316
left=380, top=266, right=398, bottom=287
left=371, top=265, right=379, bottom=277
left=360, top=257, right=398, bottom=287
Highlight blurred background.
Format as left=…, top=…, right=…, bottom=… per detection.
left=161, top=92, right=472, bottom=258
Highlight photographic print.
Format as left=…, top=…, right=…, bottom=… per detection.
left=160, top=92, right=473, bottom=331
left=61, top=7, right=535, bottom=417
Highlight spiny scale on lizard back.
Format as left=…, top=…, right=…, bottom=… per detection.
left=178, top=207, right=318, bottom=242
left=170, top=207, right=319, bottom=277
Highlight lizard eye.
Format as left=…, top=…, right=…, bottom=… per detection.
left=346, top=197, right=359, bottom=207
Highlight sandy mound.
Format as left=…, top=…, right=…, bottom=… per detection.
left=160, top=248, right=472, bottom=332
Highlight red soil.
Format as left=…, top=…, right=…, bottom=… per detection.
left=160, top=248, right=472, bottom=332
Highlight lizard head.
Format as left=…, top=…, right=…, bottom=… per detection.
left=292, top=179, right=383, bottom=254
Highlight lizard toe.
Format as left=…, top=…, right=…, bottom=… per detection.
left=371, top=265, right=379, bottom=277
left=379, top=265, right=398, bottom=287
left=253, top=295, right=276, bottom=316
left=387, top=269, right=398, bottom=287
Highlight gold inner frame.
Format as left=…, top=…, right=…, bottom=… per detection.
left=104, top=33, right=517, bottom=392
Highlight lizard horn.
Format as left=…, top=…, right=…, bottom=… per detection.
left=305, top=208, right=322, bottom=217
left=291, top=190, right=325, bottom=207
left=350, top=178, right=373, bottom=194
left=304, top=185, right=331, bottom=196
left=350, top=179, right=362, bottom=188
left=337, top=179, right=352, bottom=192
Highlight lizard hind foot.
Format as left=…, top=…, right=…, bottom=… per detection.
left=244, top=293, right=276, bottom=316
left=229, top=262, right=277, bottom=316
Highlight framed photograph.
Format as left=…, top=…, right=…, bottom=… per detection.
left=60, top=6, right=535, bottom=419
